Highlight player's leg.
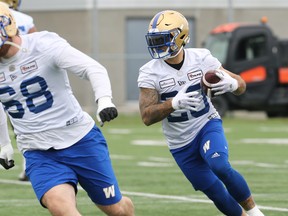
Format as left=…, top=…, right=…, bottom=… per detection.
left=96, top=196, right=134, bottom=216
left=68, top=126, right=135, bottom=216
left=240, top=197, right=265, bottom=216
left=202, top=180, right=247, bottom=216
left=41, top=184, right=81, bottom=216
left=24, top=150, right=81, bottom=216
left=18, top=157, right=29, bottom=181
left=200, top=119, right=264, bottom=215
left=170, top=139, right=243, bottom=216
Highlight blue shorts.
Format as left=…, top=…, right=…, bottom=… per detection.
left=24, top=126, right=122, bottom=207
left=170, top=119, right=229, bottom=191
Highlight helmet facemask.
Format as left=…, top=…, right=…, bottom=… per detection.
left=146, top=28, right=181, bottom=59
left=0, top=14, right=12, bottom=47
left=146, top=10, right=190, bottom=60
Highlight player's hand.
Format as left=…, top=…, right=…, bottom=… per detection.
left=0, top=144, right=15, bottom=170
left=210, top=70, right=238, bottom=95
left=96, top=97, right=118, bottom=127
left=172, top=84, right=202, bottom=111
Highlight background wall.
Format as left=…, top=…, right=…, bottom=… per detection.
left=19, top=0, right=288, bottom=113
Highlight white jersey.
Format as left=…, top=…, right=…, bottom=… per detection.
left=0, top=31, right=112, bottom=153
left=138, top=48, right=222, bottom=150
left=11, top=9, right=35, bottom=34
left=0, top=104, right=11, bottom=147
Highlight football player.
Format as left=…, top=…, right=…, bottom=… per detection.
left=138, top=10, right=265, bottom=216
left=0, top=3, right=134, bottom=215
left=0, top=0, right=37, bottom=181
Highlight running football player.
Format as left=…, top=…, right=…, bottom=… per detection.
left=0, top=3, right=134, bottom=215
left=138, top=10, right=264, bottom=216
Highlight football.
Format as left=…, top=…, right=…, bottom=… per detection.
left=201, top=70, right=221, bottom=98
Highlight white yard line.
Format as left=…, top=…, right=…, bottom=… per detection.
left=0, top=179, right=287, bottom=212
left=239, top=138, right=288, bottom=145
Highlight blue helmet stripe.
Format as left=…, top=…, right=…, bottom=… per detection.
left=151, top=11, right=164, bottom=28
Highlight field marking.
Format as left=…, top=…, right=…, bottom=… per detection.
left=121, top=191, right=288, bottom=212
left=108, top=129, right=132, bottom=134
left=258, top=126, right=288, bottom=133
left=137, top=161, right=174, bottom=167
left=131, top=138, right=288, bottom=147
left=110, top=154, right=134, bottom=160
left=131, top=140, right=166, bottom=146
left=0, top=179, right=288, bottom=212
left=231, top=160, right=288, bottom=169
left=239, top=138, right=288, bottom=145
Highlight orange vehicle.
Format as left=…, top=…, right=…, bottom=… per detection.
left=203, top=18, right=288, bottom=117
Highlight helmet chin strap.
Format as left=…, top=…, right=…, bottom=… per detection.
left=4, top=40, right=27, bottom=52
left=164, top=46, right=184, bottom=60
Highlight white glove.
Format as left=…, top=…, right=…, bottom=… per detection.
left=96, top=96, right=118, bottom=127
left=0, top=143, right=14, bottom=170
left=172, top=84, right=202, bottom=111
left=210, top=70, right=238, bottom=96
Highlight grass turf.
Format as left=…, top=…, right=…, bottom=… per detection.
left=0, top=113, right=287, bottom=215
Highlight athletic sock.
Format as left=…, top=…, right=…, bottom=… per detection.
left=246, top=206, right=265, bottom=216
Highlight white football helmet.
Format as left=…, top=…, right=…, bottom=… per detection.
left=0, top=2, right=17, bottom=47
left=146, top=10, right=190, bottom=59
left=0, top=0, right=21, bottom=10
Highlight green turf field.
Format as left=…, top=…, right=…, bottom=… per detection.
left=0, top=113, right=288, bottom=215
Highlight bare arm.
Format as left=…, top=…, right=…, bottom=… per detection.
left=139, top=87, right=174, bottom=126
left=220, top=66, right=246, bottom=95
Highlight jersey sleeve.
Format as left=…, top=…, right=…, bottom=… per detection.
left=0, top=104, right=11, bottom=147
left=199, top=49, right=222, bottom=73
left=37, top=32, right=112, bottom=102
left=138, top=64, right=156, bottom=89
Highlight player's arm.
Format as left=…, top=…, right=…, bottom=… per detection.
left=211, top=66, right=246, bottom=96
left=0, top=106, right=14, bottom=170
left=139, top=87, right=174, bottom=126
left=139, top=85, right=202, bottom=126
left=53, top=41, right=118, bottom=126
left=219, top=66, right=246, bottom=95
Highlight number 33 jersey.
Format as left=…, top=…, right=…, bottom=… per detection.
left=138, top=48, right=222, bottom=150
left=0, top=31, right=105, bottom=152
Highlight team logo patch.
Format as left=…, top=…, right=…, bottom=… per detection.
left=203, top=140, right=210, bottom=154
left=9, top=74, right=17, bottom=81
left=20, top=61, right=38, bottom=74
left=0, top=72, right=5, bottom=82
left=211, top=152, right=220, bottom=158
left=66, top=117, right=78, bottom=126
left=9, top=65, right=16, bottom=72
left=159, top=78, right=176, bottom=89
left=178, top=81, right=186, bottom=86
left=187, top=70, right=202, bottom=81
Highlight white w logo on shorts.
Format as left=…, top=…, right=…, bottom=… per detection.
left=203, top=140, right=210, bottom=154
left=103, top=185, right=115, bottom=198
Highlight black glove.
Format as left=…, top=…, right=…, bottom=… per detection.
left=0, top=158, right=15, bottom=170
left=99, top=107, right=118, bottom=123
left=96, top=97, right=118, bottom=127
left=0, top=144, right=15, bottom=170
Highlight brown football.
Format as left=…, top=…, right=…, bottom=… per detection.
left=201, top=70, right=221, bottom=98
